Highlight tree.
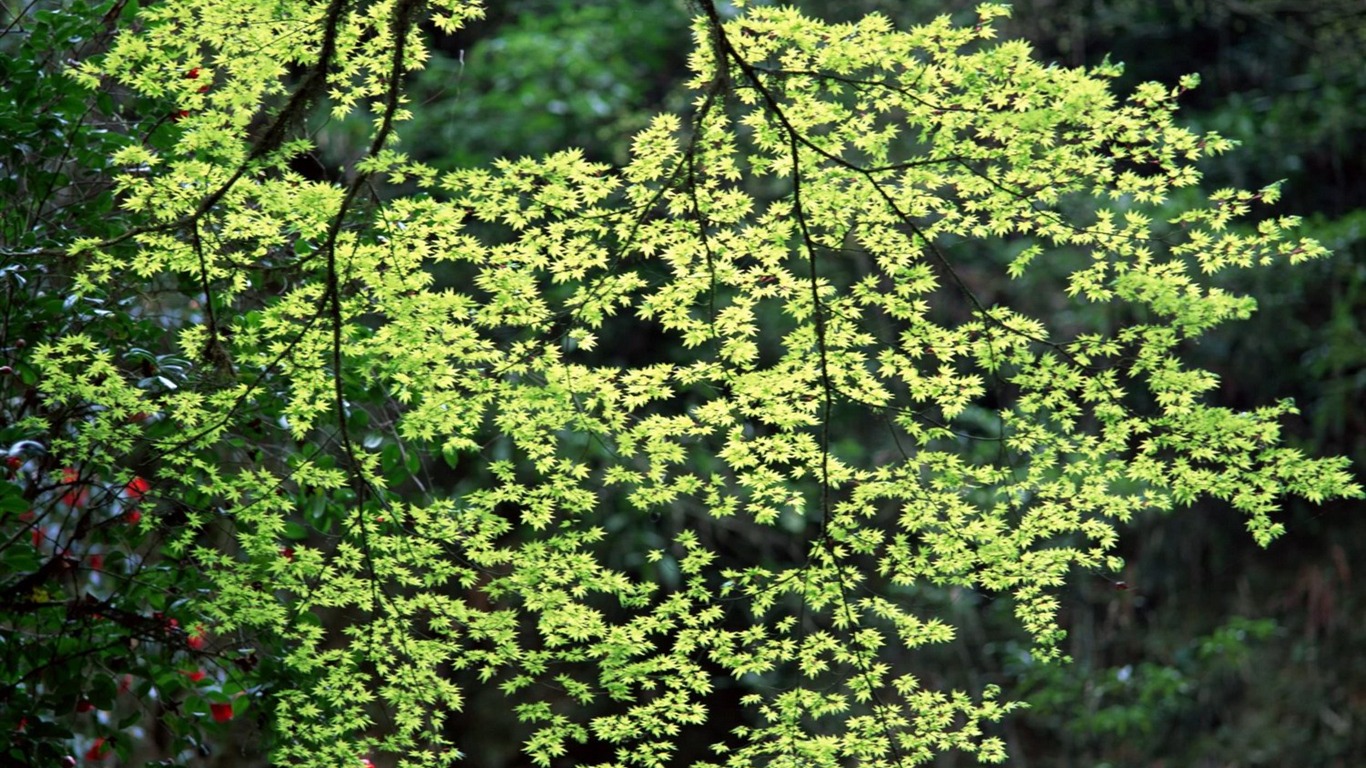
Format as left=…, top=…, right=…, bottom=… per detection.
left=1, top=0, right=1359, bottom=766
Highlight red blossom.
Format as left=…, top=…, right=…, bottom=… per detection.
left=75, top=700, right=95, bottom=713
left=187, top=625, right=207, bottom=651
left=125, top=476, right=150, bottom=501
left=84, top=737, right=110, bottom=761
left=180, top=669, right=207, bottom=683
left=88, top=554, right=104, bottom=571
left=117, top=674, right=133, bottom=694
left=185, top=67, right=200, bottom=79
left=280, top=547, right=295, bottom=561
left=124, top=509, right=142, bottom=525
left=210, top=702, right=234, bottom=723
left=61, top=467, right=89, bottom=508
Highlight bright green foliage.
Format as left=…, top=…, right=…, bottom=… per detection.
left=6, top=0, right=1361, bottom=766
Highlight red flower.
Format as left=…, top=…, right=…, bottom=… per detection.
left=75, top=700, right=95, bottom=713
left=88, top=554, right=104, bottom=571
left=31, top=528, right=44, bottom=546
left=117, top=674, right=133, bottom=694
left=84, top=737, right=110, bottom=761
left=180, top=669, right=206, bottom=683
left=280, top=547, right=295, bottom=561
left=125, top=476, right=150, bottom=501
left=124, top=509, right=142, bottom=525
left=170, top=110, right=191, bottom=122
left=185, top=68, right=200, bottom=79
left=210, top=702, right=234, bottom=722
left=187, top=625, right=207, bottom=651
left=61, top=467, right=89, bottom=508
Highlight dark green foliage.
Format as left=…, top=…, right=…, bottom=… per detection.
left=401, top=1, right=691, bottom=168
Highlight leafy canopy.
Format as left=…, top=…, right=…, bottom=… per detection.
left=5, top=0, right=1360, bottom=766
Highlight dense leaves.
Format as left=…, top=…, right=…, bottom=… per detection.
left=1, top=1, right=1360, bottom=766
